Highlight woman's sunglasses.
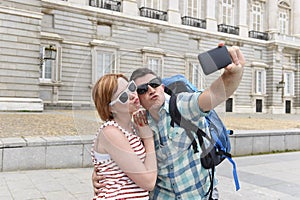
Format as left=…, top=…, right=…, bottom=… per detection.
left=109, top=81, right=137, bottom=106
left=137, top=77, right=162, bottom=95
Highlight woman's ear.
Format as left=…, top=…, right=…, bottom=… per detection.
left=108, top=106, right=114, bottom=119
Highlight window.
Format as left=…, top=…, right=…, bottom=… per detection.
left=284, top=72, right=294, bottom=96
left=279, top=11, right=289, bottom=34
left=142, top=47, right=164, bottom=77
left=222, top=0, right=234, bottom=25
left=40, top=47, right=54, bottom=81
left=255, top=69, right=266, bottom=94
left=91, top=40, right=119, bottom=84
left=147, top=56, right=161, bottom=76
left=278, top=0, right=290, bottom=35
left=256, top=99, right=262, bottom=112
left=251, top=2, right=263, bottom=31
left=189, top=63, right=202, bottom=89
left=183, top=0, right=201, bottom=18
left=96, top=51, right=115, bottom=79
left=226, top=98, right=233, bottom=112
left=285, top=100, right=291, bottom=113
left=142, top=0, right=162, bottom=10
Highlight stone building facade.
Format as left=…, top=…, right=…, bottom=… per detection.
left=0, top=0, right=299, bottom=114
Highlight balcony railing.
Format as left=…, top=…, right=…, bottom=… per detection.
left=249, top=30, right=269, bottom=40
left=181, top=16, right=206, bottom=29
left=89, top=0, right=121, bottom=12
left=139, top=7, right=167, bottom=21
left=218, top=24, right=239, bottom=35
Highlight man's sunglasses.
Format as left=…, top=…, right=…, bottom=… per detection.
left=109, top=81, right=137, bottom=106
left=137, top=77, right=162, bottom=95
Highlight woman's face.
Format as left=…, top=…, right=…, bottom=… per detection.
left=110, top=77, right=141, bottom=115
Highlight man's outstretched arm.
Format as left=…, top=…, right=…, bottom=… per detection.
left=199, top=44, right=245, bottom=112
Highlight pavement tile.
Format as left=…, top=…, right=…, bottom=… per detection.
left=0, top=152, right=299, bottom=199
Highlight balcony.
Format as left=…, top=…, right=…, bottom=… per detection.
left=89, top=0, right=121, bottom=12
left=139, top=7, right=167, bottom=21
left=249, top=30, right=269, bottom=41
left=218, top=24, right=239, bottom=35
left=181, top=16, right=206, bottom=29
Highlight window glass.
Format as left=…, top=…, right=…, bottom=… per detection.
left=251, top=2, right=262, bottom=31
left=222, top=0, right=233, bottom=25
left=255, top=69, right=265, bottom=94
left=97, top=51, right=114, bottom=78
left=284, top=72, right=294, bottom=96
left=279, top=9, right=289, bottom=34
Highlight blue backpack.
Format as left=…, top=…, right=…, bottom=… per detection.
left=162, top=74, right=240, bottom=198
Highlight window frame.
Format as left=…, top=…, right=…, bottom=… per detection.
left=254, top=68, right=266, bottom=95
left=221, top=0, right=234, bottom=25
left=279, top=10, right=289, bottom=35
left=283, top=71, right=294, bottom=96
left=251, top=1, right=264, bottom=32
left=142, top=0, right=163, bottom=10
left=39, top=45, right=61, bottom=84
left=189, top=62, right=203, bottom=89
left=92, top=47, right=117, bottom=83
left=146, top=55, right=163, bottom=77
left=183, top=0, right=202, bottom=18
left=278, top=1, right=290, bottom=35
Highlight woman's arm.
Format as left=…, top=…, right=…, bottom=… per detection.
left=99, top=125, right=157, bottom=191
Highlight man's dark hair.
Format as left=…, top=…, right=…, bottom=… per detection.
left=129, top=68, right=157, bottom=81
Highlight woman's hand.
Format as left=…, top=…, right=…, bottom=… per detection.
left=133, top=109, right=153, bottom=139
left=92, top=165, right=106, bottom=195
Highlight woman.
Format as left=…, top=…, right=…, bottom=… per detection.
left=91, top=74, right=157, bottom=200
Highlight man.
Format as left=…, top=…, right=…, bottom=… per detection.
left=93, top=44, right=245, bottom=199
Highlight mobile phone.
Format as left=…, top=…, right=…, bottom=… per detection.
left=198, top=46, right=232, bottom=75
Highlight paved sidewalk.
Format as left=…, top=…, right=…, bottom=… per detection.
left=0, top=152, right=299, bottom=200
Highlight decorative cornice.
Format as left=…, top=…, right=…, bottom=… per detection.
left=0, top=5, right=43, bottom=19
left=89, top=39, right=119, bottom=48
left=251, top=62, right=269, bottom=68
left=40, top=32, right=63, bottom=41
left=141, top=47, right=165, bottom=55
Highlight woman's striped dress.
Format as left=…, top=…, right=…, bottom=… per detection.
left=91, top=121, right=149, bottom=200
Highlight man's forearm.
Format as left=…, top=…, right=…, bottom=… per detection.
left=199, top=65, right=244, bottom=112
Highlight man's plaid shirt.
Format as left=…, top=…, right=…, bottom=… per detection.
left=147, top=92, right=217, bottom=200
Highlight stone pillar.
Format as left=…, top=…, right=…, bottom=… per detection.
left=122, top=0, right=139, bottom=16
left=266, top=0, right=279, bottom=34
left=205, top=0, right=217, bottom=31
left=238, top=0, right=248, bottom=37
left=293, top=0, right=300, bottom=37
left=167, top=0, right=181, bottom=25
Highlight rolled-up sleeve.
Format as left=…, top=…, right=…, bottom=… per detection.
left=176, top=92, right=209, bottom=122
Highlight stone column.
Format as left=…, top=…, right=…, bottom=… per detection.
left=238, top=0, right=248, bottom=37
left=122, top=0, right=139, bottom=16
left=167, top=0, right=181, bottom=25
left=266, top=0, right=278, bottom=34
left=293, top=0, right=300, bottom=37
left=205, top=0, right=217, bottom=31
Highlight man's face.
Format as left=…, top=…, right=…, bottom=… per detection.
left=134, top=74, right=165, bottom=112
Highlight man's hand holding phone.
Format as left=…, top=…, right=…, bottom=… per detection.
left=198, top=43, right=245, bottom=75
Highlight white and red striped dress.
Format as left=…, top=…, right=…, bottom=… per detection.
left=91, top=121, right=149, bottom=200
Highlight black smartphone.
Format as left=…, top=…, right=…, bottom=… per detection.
left=198, top=46, right=232, bottom=75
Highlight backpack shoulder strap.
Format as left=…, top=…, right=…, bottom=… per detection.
left=169, top=94, right=202, bottom=153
